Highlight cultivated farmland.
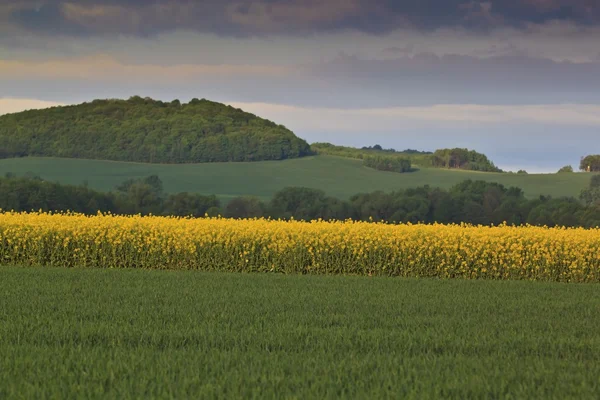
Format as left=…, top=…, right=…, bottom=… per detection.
left=1, top=212, right=599, bottom=282
left=1, top=267, right=599, bottom=399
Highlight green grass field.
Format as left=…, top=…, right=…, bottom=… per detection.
left=0, top=156, right=592, bottom=201
left=1, top=266, right=599, bottom=399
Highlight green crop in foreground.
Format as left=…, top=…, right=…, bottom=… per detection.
left=1, top=267, right=600, bottom=399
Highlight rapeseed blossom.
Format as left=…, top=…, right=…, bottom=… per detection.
left=0, top=211, right=599, bottom=282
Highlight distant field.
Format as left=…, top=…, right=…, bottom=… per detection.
left=0, top=155, right=592, bottom=200
left=1, top=267, right=599, bottom=398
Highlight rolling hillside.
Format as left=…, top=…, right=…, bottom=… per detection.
left=0, top=97, right=311, bottom=163
left=0, top=155, right=591, bottom=201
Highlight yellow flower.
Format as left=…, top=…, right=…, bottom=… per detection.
left=0, top=211, right=598, bottom=282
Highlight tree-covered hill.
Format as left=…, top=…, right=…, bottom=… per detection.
left=0, top=96, right=312, bottom=163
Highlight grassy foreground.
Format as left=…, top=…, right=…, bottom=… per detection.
left=1, top=267, right=599, bottom=399
left=0, top=155, right=591, bottom=200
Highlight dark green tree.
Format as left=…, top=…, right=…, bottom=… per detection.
left=557, top=165, right=574, bottom=173
left=580, top=175, right=600, bottom=206
left=580, top=155, right=600, bottom=172
left=163, top=193, right=220, bottom=218
left=224, top=197, right=266, bottom=219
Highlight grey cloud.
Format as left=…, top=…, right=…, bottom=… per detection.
left=2, top=52, right=599, bottom=109
left=307, top=52, right=600, bottom=107
left=10, top=3, right=88, bottom=36
left=493, top=0, right=599, bottom=25
left=470, top=43, right=526, bottom=58
left=3, top=0, right=600, bottom=38
left=382, top=44, right=415, bottom=56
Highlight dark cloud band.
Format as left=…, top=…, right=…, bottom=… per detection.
left=3, top=0, right=599, bottom=38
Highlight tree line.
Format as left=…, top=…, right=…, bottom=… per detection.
left=0, top=173, right=219, bottom=217
left=430, top=148, right=502, bottom=172
left=310, top=143, right=501, bottom=173
left=1, top=173, right=599, bottom=228
left=0, top=96, right=312, bottom=164
left=363, top=155, right=412, bottom=173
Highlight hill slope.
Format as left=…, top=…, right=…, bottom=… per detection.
left=0, top=96, right=311, bottom=163
left=0, top=156, right=591, bottom=201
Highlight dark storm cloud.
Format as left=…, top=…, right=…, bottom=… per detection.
left=10, top=3, right=88, bottom=35
left=3, top=0, right=599, bottom=38
left=493, top=0, right=599, bottom=25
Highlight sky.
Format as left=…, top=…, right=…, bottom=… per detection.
left=1, top=0, right=599, bottom=173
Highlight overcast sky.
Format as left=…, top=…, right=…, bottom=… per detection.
left=1, top=0, right=599, bottom=172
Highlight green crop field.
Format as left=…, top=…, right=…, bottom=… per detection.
left=0, top=155, right=592, bottom=201
left=1, top=266, right=599, bottom=399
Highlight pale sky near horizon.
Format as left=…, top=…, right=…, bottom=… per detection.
left=1, top=0, right=599, bottom=173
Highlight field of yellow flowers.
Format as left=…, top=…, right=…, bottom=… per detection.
left=1, top=211, right=599, bottom=282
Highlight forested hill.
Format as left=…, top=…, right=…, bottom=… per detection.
left=0, top=96, right=312, bottom=163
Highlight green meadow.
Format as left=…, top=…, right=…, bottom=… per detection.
left=1, top=266, right=599, bottom=399
left=0, top=155, right=591, bottom=201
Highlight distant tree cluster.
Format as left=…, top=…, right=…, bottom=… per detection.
left=2, top=174, right=600, bottom=228
left=310, top=143, right=374, bottom=159
left=363, top=155, right=412, bottom=173
left=0, top=96, right=312, bottom=163
left=580, top=155, right=600, bottom=172
left=558, top=165, right=574, bottom=173
left=398, top=149, right=433, bottom=155
left=360, top=144, right=432, bottom=155
left=310, top=143, right=414, bottom=173
left=311, top=143, right=501, bottom=173
left=431, top=148, right=503, bottom=172
left=312, top=142, right=431, bottom=160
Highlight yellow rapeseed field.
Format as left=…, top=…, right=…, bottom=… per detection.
left=1, top=211, right=599, bottom=282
